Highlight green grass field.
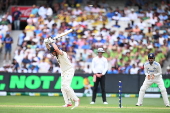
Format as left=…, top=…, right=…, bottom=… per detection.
left=0, top=96, right=169, bottom=113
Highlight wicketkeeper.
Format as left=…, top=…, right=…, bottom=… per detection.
left=136, top=53, right=170, bottom=107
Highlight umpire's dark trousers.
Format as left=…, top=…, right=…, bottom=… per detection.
left=92, top=75, right=107, bottom=102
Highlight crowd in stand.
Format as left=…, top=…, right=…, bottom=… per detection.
left=0, top=0, right=170, bottom=74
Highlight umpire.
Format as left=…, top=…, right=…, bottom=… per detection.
left=90, top=48, right=108, bottom=104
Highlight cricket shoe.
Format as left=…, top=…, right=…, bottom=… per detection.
left=71, top=99, right=80, bottom=109
left=62, top=104, right=72, bottom=107
left=103, top=102, right=108, bottom=104
left=166, top=104, right=170, bottom=107
left=136, top=104, right=142, bottom=106
left=90, top=101, right=95, bottom=104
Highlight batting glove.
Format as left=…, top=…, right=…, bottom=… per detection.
left=44, top=38, right=50, bottom=44
left=48, top=37, right=55, bottom=43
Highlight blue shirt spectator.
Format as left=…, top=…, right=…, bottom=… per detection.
left=113, top=24, right=121, bottom=28
left=107, top=67, right=119, bottom=74
left=154, top=41, right=161, bottom=48
left=100, top=38, right=106, bottom=43
left=37, top=41, right=46, bottom=50
left=18, top=31, right=26, bottom=46
left=133, top=33, right=143, bottom=41
left=12, top=8, right=22, bottom=20
left=72, top=41, right=79, bottom=49
left=106, top=9, right=115, bottom=18
left=31, top=5, right=39, bottom=16
left=22, top=56, right=31, bottom=64
left=88, top=37, right=97, bottom=44
left=159, top=14, right=168, bottom=21
left=4, top=34, right=13, bottom=49
left=127, top=34, right=131, bottom=40
left=123, top=64, right=132, bottom=74
left=51, top=33, right=56, bottom=38
left=168, top=38, right=170, bottom=47
left=162, top=33, right=169, bottom=39
left=34, top=29, right=42, bottom=35
left=82, top=43, right=91, bottom=49
left=118, top=34, right=126, bottom=40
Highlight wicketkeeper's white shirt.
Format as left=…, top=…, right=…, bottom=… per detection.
left=56, top=51, right=73, bottom=72
left=144, top=61, right=162, bottom=77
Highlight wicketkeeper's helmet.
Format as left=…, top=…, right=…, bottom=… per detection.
left=148, top=53, right=155, bottom=59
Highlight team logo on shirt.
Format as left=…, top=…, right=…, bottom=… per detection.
left=147, top=68, right=154, bottom=73
left=148, top=70, right=154, bottom=72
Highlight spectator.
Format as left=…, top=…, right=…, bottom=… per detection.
left=84, top=2, right=92, bottom=12
left=107, top=66, right=119, bottom=74
left=14, top=47, right=24, bottom=66
left=11, top=59, right=19, bottom=72
left=0, top=35, right=2, bottom=53
left=27, top=14, right=37, bottom=25
left=22, top=55, right=31, bottom=65
left=128, top=9, right=138, bottom=25
left=133, top=32, right=143, bottom=42
left=38, top=57, right=50, bottom=73
left=46, top=5, right=53, bottom=17
left=38, top=5, right=47, bottom=19
left=3, top=34, right=13, bottom=63
left=18, top=30, right=26, bottom=46
left=31, top=5, right=39, bottom=16
left=112, top=12, right=120, bottom=22
left=106, top=8, right=115, bottom=20
left=125, top=23, right=133, bottom=32
left=129, top=64, right=140, bottom=74
left=0, top=65, right=8, bottom=72
left=132, top=25, right=141, bottom=33
left=136, top=19, right=146, bottom=30
left=4, top=11, right=12, bottom=31
left=12, top=7, right=22, bottom=30
left=166, top=66, right=170, bottom=74
left=0, top=16, right=10, bottom=25
left=158, top=12, right=168, bottom=21
left=113, top=21, right=121, bottom=28
left=72, top=7, right=82, bottom=16
left=84, top=64, right=92, bottom=73
left=53, top=63, right=61, bottom=73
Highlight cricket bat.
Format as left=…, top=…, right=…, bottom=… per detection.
left=53, top=29, right=73, bottom=40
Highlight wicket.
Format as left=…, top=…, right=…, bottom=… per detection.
left=119, top=81, right=122, bottom=108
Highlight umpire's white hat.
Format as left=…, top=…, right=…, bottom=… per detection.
left=97, top=48, right=105, bottom=53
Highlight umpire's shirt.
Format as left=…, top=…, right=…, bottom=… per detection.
left=92, top=56, right=108, bottom=75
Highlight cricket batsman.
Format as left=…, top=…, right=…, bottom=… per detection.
left=44, top=30, right=80, bottom=109
left=136, top=53, right=170, bottom=107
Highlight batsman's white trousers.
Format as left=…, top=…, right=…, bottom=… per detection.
left=61, top=68, right=78, bottom=104
left=137, top=76, right=169, bottom=105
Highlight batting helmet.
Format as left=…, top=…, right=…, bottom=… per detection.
left=148, top=53, right=155, bottom=59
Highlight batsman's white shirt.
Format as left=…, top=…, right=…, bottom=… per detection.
left=144, top=61, right=162, bottom=77
left=57, top=51, right=73, bottom=72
